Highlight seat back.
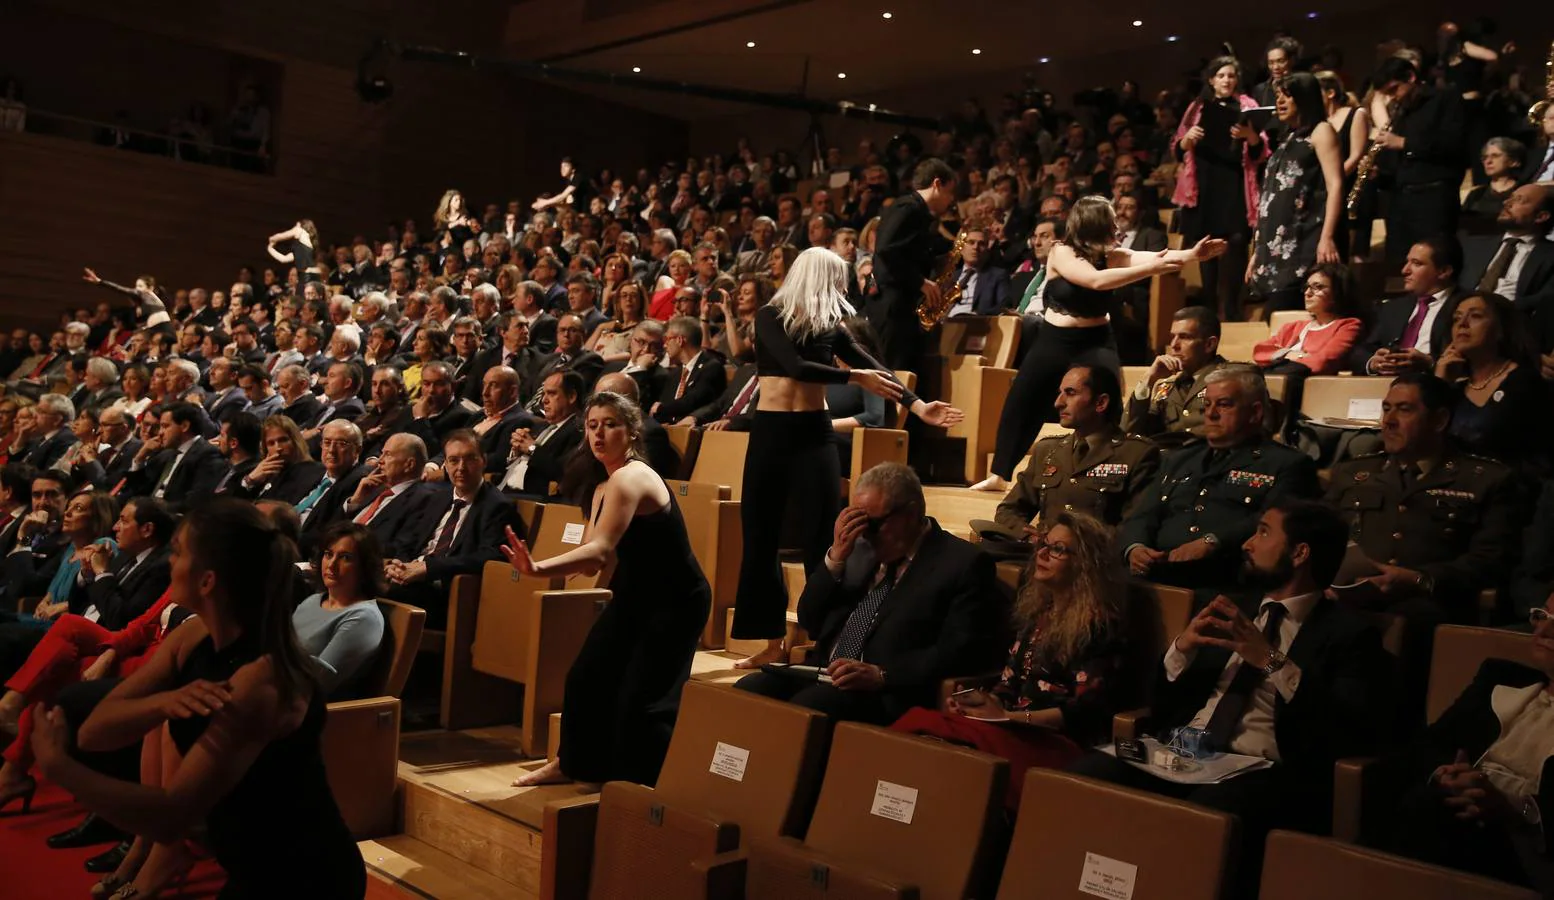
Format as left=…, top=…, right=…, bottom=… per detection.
left=360, top=599, right=425, bottom=699
left=533, top=503, right=600, bottom=588
left=997, top=769, right=1237, bottom=900
left=516, top=498, right=545, bottom=541
left=1299, top=376, right=1392, bottom=422
left=1121, top=366, right=1150, bottom=398
left=665, top=480, right=730, bottom=590
left=1218, top=321, right=1269, bottom=363
left=1123, top=581, right=1194, bottom=708
left=663, top=424, right=701, bottom=478
left=470, top=560, right=553, bottom=682
left=937, top=316, right=1019, bottom=368
left=801, top=722, right=1008, bottom=900
left=1259, top=830, right=1539, bottom=900
left=1269, top=310, right=1313, bottom=332
left=1427, top=626, right=1538, bottom=722
left=654, top=681, right=831, bottom=837
left=689, top=429, right=750, bottom=501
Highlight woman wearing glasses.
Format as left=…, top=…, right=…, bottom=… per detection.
left=1252, top=263, right=1365, bottom=377
left=890, top=511, right=1130, bottom=808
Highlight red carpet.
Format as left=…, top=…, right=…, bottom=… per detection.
left=0, top=780, right=413, bottom=899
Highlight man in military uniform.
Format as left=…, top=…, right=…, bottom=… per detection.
left=1124, top=306, right=1226, bottom=447
left=976, top=365, right=1159, bottom=541
left=1326, top=373, right=1521, bottom=721
left=1120, top=366, right=1320, bottom=591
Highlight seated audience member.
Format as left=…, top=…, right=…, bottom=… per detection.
left=464, top=313, right=544, bottom=405
left=48, top=407, right=100, bottom=483
left=295, top=522, right=387, bottom=700
left=203, top=357, right=248, bottom=425
left=821, top=317, right=895, bottom=466
left=76, top=407, right=140, bottom=494
left=296, top=420, right=370, bottom=548
left=230, top=415, right=325, bottom=504
left=1461, top=137, right=1525, bottom=234
left=385, top=430, right=520, bottom=627
left=735, top=463, right=1006, bottom=725
left=446, top=316, right=484, bottom=391
left=275, top=363, right=322, bottom=425
left=1349, top=237, right=1465, bottom=375
left=526, top=315, right=605, bottom=412
left=650, top=316, right=727, bottom=424
left=893, top=511, right=1129, bottom=808
left=1433, top=291, right=1549, bottom=470
left=0, top=489, right=116, bottom=675
left=212, top=412, right=263, bottom=494
left=407, top=361, right=480, bottom=452
left=1123, top=306, right=1227, bottom=446
left=77, top=357, right=124, bottom=417
left=1381, top=595, right=1554, bottom=895
left=511, top=280, right=559, bottom=354
left=2, top=405, right=40, bottom=467
left=402, top=327, right=451, bottom=400
left=303, top=361, right=367, bottom=435
left=1120, top=367, right=1319, bottom=590
left=358, top=365, right=413, bottom=457
left=614, top=320, right=670, bottom=403
left=1466, top=183, right=1554, bottom=316
left=123, top=402, right=231, bottom=507
left=342, top=432, right=435, bottom=558
left=0, top=465, right=33, bottom=555
left=502, top=371, right=584, bottom=499
left=943, top=227, right=1011, bottom=317
left=471, top=365, right=530, bottom=472
left=593, top=372, right=679, bottom=480
left=234, top=363, right=283, bottom=420
left=980, top=365, right=1159, bottom=544
left=1252, top=264, right=1365, bottom=376
left=1071, top=501, right=1390, bottom=895
left=24, top=393, right=80, bottom=471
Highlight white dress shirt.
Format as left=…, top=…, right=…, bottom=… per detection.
left=1493, top=234, right=1539, bottom=301
left=502, top=414, right=574, bottom=491
left=418, top=489, right=477, bottom=559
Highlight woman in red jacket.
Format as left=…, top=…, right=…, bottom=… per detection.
left=1253, top=263, right=1365, bottom=376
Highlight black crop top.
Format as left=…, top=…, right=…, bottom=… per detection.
left=753, top=306, right=920, bottom=406
left=1043, top=276, right=1112, bottom=319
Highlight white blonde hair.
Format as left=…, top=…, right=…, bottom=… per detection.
left=771, top=247, right=852, bottom=341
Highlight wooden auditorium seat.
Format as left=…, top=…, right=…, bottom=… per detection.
left=1269, top=310, right=1314, bottom=331
left=1332, top=625, right=1537, bottom=844
left=1218, top=321, right=1270, bottom=363
left=937, top=316, right=1019, bottom=369
left=1110, top=580, right=1196, bottom=741
left=664, top=423, right=702, bottom=478
left=540, top=681, right=831, bottom=900
left=1299, top=376, right=1392, bottom=423
left=322, top=598, right=424, bottom=839
left=666, top=479, right=738, bottom=649
left=1147, top=272, right=1187, bottom=350
left=1260, top=830, right=1539, bottom=900
left=996, top=769, right=1238, bottom=899
left=691, top=428, right=750, bottom=501
left=744, top=722, right=1008, bottom=900
left=938, top=348, right=1017, bottom=485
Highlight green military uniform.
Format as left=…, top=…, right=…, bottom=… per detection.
left=1326, top=449, right=1520, bottom=622
left=989, top=427, right=1160, bottom=532
left=1123, top=357, right=1227, bottom=444
left=1118, top=437, right=1320, bottom=589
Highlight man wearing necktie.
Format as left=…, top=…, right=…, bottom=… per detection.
left=735, top=462, right=1007, bottom=725
left=501, top=371, right=583, bottom=498
left=650, top=318, right=727, bottom=425
left=77, top=498, right=175, bottom=630
left=1073, top=501, right=1389, bottom=897
left=1351, top=238, right=1465, bottom=375
left=1123, top=307, right=1227, bottom=446
left=1470, top=184, right=1554, bottom=314
left=122, top=402, right=231, bottom=509
left=294, top=421, right=370, bottom=551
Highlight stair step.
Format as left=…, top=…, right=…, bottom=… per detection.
left=400, top=778, right=545, bottom=897
left=361, top=834, right=521, bottom=900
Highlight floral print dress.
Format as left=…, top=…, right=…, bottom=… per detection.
left=989, top=617, right=1128, bottom=746
left=1249, top=130, right=1325, bottom=299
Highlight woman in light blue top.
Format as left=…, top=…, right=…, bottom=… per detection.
left=292, top=522, right=385, bottom=699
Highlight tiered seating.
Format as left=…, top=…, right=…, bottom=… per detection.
left=934, top=317, right=1020, bottom=484
left=684, top=431, right=749, bottom=649
left=1260, top=831, right=1539, bottom=900
left=1219, top=321, right=1270, bottom=363
left=1299, top=376, right=1391, bottom=423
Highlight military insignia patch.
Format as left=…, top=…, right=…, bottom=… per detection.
left=1086, top=463, right=1129, bottom=478
left=1227, top=470, right=1275, bottom=489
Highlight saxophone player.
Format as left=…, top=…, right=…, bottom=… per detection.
left=866, top=158, right=959, bottom=369
left=1371, top=57, right=1468, bottom=266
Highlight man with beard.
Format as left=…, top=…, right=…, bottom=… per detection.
left=1070, top=500, right=1390, bottom=897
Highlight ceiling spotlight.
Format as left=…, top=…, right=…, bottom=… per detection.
left=1306, top=10, right=1319, bottom=18
left=972, top=48, right=982, bottom=55
left=1167, top=35, right=1179, bottom=42
left=746, top=41, right=756, bottom=48
left=1132, top=19, right=1143, bottom=26
left=631, top=66, right=641, bottom=73
left=837, top=72, right=847, bottom=79
left=1039, top=57, right=1051, bottom=64
left=881, top=11, right=893, bottom=18
left=869, top=103, right=878, bottom=111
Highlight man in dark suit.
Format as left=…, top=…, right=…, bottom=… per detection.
left=229, top=319, right=267, bottom=366
left=358, top=365, right=415, bottom=458
left=512, top=282, right=559, bottom=355
left=681, top=360, right=759, bottom=430
left=596, top=372, right=679, bottom=479
left=275, top=363, right=323, bottom=426
left=294, top=420, right=372, bottom=553
left=0, top=465, right=33, bottom=556
left=1072, top=500, right=1391, bottom=896
left=203, top=357, right=250, bottom=426
left=78, top=497, right=175, bottom=631
left=462, top=313, right=545, bottom=405
left=341, top=432, right=439, bottom=559
left=470, top=366, right=532, bottom=473
left=122, top=402, right=232, bottom=509
left=945, top=227, right=1012, bottom=317
left=1112, top=190, right=1166, bottom=363
left=24, top=394, right=80, bottom=472
left=868, top=158, right=960, bottom=369
left=499, top=370, right=583, bottom=499
left=611, top=321, right=671, bottom=405
left=406, top=362, right=480, bottom=455
left=1, top=470, right=72, bottom=608
left=77, top=358, right=124, bottom=417
left=73, top=407, right=140, bottom=493
left=1465, top=183, right=1554, bottom=324
left=525, top=315, right=604, bottom=414
left=651, top=317, right=727, bottom=424
left=302, top=362, right=367, bottom=439
left=1349, top=236, right=1466, bottom=374
left=735, top=462, right=1008, bottom=724
left=387, top=430, right=521, bottom=628
left=1373, top=57, right=1467, bottom=265
left=1120, top=367, right=1320, bottom=591
left=210, top=412, right=262, bottom=496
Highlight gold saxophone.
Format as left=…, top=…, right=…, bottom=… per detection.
left=1347, top=101, right=1399, bottom=221
left=1528, top=40, right=1554, bottom=125
left=917, top=229, right=969, bottom=331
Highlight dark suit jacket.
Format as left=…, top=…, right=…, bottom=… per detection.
left=3, top=530, right=70, bottom=602
left=419, top=483, right=522, bottom=582
left=281, top=393, right=323, bottom=427
left=872, top=191, right=936, bottom=295
left=527, top=314, right=559, bottom=356
left=309, top=396, right=366, bottom=430
left=954, top=263, right=1013, bottom=316
left=25, top=430, right=80, bottom=471
left=1150, top=597, right=1389, bottom=783
left=78, top=387, right=124, bottom=417
left=407, top=400, right=480, bottom=452
left=462, top=345, right=547, bottom=404
left=206, top=387, right=249, bottom=425
left=358, top=404, right=414, bottom=457
left=231, top=460, right=327, bottom=505
left=526, top=351, right=605, bottom=413
left=126, top=440, right=232, bottom=510
left=475, top=407, right=535, bottom=473
left=213, top=457, right=259, bottom=495
left=642, top=418, right=680, bottom=479
left=76, top=438, right=142, bottom=491
left=690, top=362, right=757, bottom=426
left=86, top=546, right=172, bottom=631
left=797, top=521, right=1007, bottom=714
left=297, top=463, right=372, bottom=553
left=1346, top=289, right=1465, bottom=373
left=511, top=415, right=584, bottom=497
left=653, top=351, right=729, bottom=423
left=1126, top=226, right=1169, bottom=253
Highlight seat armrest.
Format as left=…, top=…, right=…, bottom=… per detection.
left=691, top=848, right=748, bottom=900
left=541, top=795, right=601, bottom=900
left=1113, top=707, right=1152, bottom=741
left=1332, top=754, right=1410, bottom=845
left=322, top=697, right=401, bottom=839
left=748, top=836, right=917, bottom=899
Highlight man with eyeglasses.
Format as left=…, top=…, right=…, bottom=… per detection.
left=734, top=462, right=1006, bottom=725
left=526, top=314, right=603, bottom=414
left=296, top=420, right=371, bottom=552
left=462, top=313, right=544, bottom=406
left=943, top=227, right=1011, bottom=318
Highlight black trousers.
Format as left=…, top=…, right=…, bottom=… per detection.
left=869, top=287, right=926, bottom=371
left=731, top=411, right=838, bottom=639
left=1385, top=183, right=1459, bottom=267
left=733, top=669, right=897, bottom=726
left=1385, top=780, right=1533, bottom=888
left=990, top=323, right=1118, bottom=479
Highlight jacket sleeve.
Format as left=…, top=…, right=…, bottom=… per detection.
left=1402, top=91, right=1466, bottom=168
left=1303, top=318, right=1364, bottom=376
left=424, top=498, right=520, bottom=582
left=1419, top=468, right=1521, bottom=617
left=882, top=550, right=1003, bottom=689
left=1117, top=462, right=1170, bottom=552
left=993, top=467, right=1041, bottom=532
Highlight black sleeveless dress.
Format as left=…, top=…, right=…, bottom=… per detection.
left=167, top=633, right=365, bottom=899
left=557, top=475, right=712, bottom=785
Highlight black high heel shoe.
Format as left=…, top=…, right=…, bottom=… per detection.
left=0, top=775, right=37, bottom=815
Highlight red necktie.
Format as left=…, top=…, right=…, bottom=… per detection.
left=675, top=367, right=690, bottom=400
left=1397, top=296, right=1432, bottom=352
left=353, top=488, right=393, bottom=525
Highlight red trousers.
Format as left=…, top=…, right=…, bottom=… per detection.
left=891, top=707, right=1085, bottom=810
left=3, top=615, right=131, bottom=771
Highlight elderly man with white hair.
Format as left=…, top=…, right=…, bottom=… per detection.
left=62, top=321, right=90, bottom=354
left=24, top=393, right=80, bottom=469
left=328, top=294, right=361, bottom=343
left=77, top=357, right=123, bottom=416
left=164, top=358, right=218, bottom=437
left=356, top=291, right=390, bottom=328
left=311, top=327, right=361, bottom=379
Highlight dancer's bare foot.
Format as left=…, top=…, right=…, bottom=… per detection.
left=514, top=759, right=571, bottom=787
left=732, top=640, right=785, bottom=670
left=968, top=474, right=1008, bottom=493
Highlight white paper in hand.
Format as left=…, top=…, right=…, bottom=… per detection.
left=1079, top=852, right=1138, bottom=900
left=709, top=742, right=750, bottom=782
left=869, top=780, right=919, bottom=824
left=561, top=522, right=585, bottom=545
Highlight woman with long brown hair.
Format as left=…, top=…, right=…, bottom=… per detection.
left=891, top=511, right=1129, bottom=808
left=588, top=281, right=649, bottom=363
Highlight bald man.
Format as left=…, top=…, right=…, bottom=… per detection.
left=473, top=365, right=533, bottom=471
left=594, top=372, right=680, bottom=479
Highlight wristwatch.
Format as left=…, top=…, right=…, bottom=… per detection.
left=1201, top=534, right=1220, bottom=547
left=1260, top=649, right=1289, bottom=676
left=1521, top=794, right=1542, bottom=827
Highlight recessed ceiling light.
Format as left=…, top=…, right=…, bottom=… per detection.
left=881, top=11, right=893, bottom=18
left=632, top=66, right=641, bottom=73
left=869, top=103, right=878, bottom=111
left=837, top=72, right=847, bottom=79
left=1132, top=19, right=1143, bottom=26
left=1167, top=35, right=1179, bottom=42
left=972, top=48, right=982, bottom=55
left=1039, top=57, right=1051, bottom=64
left=746, top=41, right=756, bottom=48
left=1306, top=10, right=1319, bottom=18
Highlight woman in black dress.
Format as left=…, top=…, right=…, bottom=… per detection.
left=1317, top=70, right=1371, bottom=259
left=503, top=392, right=711, bottom=787
left=31, top=498, right=364, bottom=899
left=265, top=219, right=321, bottom=285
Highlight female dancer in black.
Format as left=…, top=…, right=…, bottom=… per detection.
left=31, top=499, right=365, bottom=899
left=731, top=247, right=962, bottom=668
left=504, top=392, right=710, bottom=787
left=971, top=196, right=1224, bottom=492
left=266, top=219, right=322, bottom=284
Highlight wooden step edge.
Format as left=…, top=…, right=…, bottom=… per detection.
left=361, top=834, right=524, bottom=900
left=400, top=779, right=545, bottom=896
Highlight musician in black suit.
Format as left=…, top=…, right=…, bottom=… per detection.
left=735, top=463, right=1007, bottom=724
left=1348, top=237, right=1466, bottom=374
left=500, top=371, right=584, bottom=499
left=525, top=315, right=605, bottom=413
left=1373, top=58, right=1467, bottom=265
left=295, top=420, right=372, bottom=553
left=23, top=395, right=80, bottom=472
left=406, top=362, right=480, bottom=454
left=867, top=159, right=960, bottom=369
left=386, top=430, right=522, bottom=627
left=78, top=497, right=174, bottom=631
left=229, top=415, right=326, bottom=505
left=650, top=317, right=727, bottom=424
left=72, top=407, right=140, bottom=493
left=1071, top=501, right=1391, bottom=895
left=121, top=402, right=232, bottom=509
left=1382, top=607, right=1554, bottom=893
